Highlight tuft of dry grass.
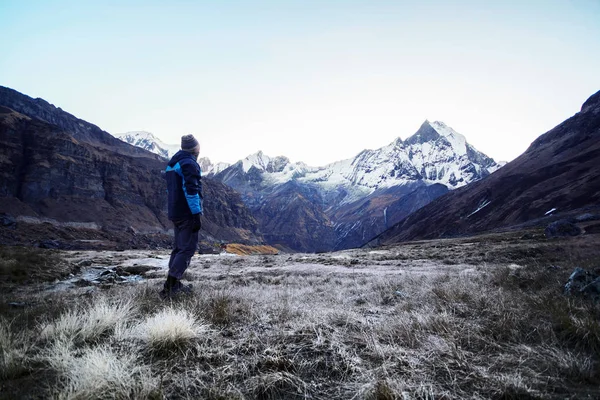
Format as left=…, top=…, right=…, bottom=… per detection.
left=130, top=306, right=209, bottom=349
left=3, top=232, right=600, bottom=399
left=43, top=342, right=157, bottom=400
left=39, top=297, right=136, bottom=343
left=0, top=317, right=28, bottom=379
left=247, top=371, right=308, bottom=400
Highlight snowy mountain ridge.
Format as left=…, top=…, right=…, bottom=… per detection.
left=115, top=131, right=180, bottom=159
left=116, top=121, right=500, bottom=196
left=209, top=119, right=503, bottom=251
left=114, top=131, right=230, bottom=175
left=198, top=158, right=231, bottom=176
left=225, top=120, right=502, bottom=204
left=237, top=151, right=317, bottom=184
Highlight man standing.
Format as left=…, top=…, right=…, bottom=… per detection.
left=162, top=134, right=203, bottom=298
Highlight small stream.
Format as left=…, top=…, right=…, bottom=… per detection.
left=48, top=266, right=147, bottom=292
left=47, top=253, right=172, bottom=292
left=45, top=252, right=236, bottom=292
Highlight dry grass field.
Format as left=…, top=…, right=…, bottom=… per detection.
left=1, top=229, right=599, bottom=399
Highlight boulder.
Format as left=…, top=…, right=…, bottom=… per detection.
left=73, top=278, right=93, bottom=287
left=545, top=220, right=582, bottom=238
left=96, top=270, right=126, bottom=284
left=564, top=267, right=600, bottom=300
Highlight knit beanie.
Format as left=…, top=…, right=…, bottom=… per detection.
left=181, top=134, right=200, bottom=153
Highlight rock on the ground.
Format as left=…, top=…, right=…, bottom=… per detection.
left=198, top=243, right=221, bottom=254
left=564, top=267, right=600, bottom=300
left=73, top=279, right=93, bottom=287
left=545, top=220, right=582, bottom=238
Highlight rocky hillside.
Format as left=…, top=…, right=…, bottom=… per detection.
left=0, top=86, right=157, bottom=158
left=331, top=183, right=449, bottom=250
left=213, top=122, right=501, bottom=251
left=0, top=107, right=169, bottom=232
left=369, top=89, right=600, bottom=244
left=0, top=87, right=263, bottom=248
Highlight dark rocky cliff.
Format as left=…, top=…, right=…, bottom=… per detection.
left=0, top=88, right=263, bottom=247
left=0, top=107, right=169, bottom=231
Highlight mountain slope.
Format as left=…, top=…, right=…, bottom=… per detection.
left=369, top=90, right=600, bottom=245
left=332, top=183, right=449, bottom=250
left=0, top=86, right=159, bottom=159
left=0, top=88, right=263, bottom=247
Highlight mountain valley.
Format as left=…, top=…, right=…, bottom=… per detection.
left=2, top=85, right=599, bottom=255
left=210, top=120, right=502, bottom=251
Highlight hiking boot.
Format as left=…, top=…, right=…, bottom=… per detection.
left=159, top=276, right=193, bottom=299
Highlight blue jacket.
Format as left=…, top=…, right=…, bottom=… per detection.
left=166, top=150, right=203, bottom=220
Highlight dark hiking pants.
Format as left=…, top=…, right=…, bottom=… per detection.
left=168, top=218, right=199, bottom=280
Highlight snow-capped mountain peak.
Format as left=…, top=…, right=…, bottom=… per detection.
left=304, top=120, right=500, bottom=200
left=115, top=131, right=180, bottom=159
left=211, top=119, right=503, bottom=251
left=114, top=131, right=230, bottom=175
left=236, top=151, right=316, bottom=183
left=405, top=120, right=467, bottom=155
left=401, top=120, right=500, bottom=188
left=242, top=151, right=282, bottom=173
left=218, top=120, right=502, bottom=207
left=197, top=157, right=230, bottom=175
left=429, top=120, right=468, bottom=156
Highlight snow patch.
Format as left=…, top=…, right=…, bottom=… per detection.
left=368, top=250, right=390, bottom=255
left=430, top=121, right=468, bottom=156
left=467, top=199, right=491, bottom=218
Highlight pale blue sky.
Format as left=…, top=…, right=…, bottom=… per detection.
left=1, top=0, right=599, bottom=165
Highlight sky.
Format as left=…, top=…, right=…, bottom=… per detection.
left=1, top=0, right=599, bottom=166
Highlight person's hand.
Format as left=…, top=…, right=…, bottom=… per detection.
left=192, top=214, right=201, bottom=232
